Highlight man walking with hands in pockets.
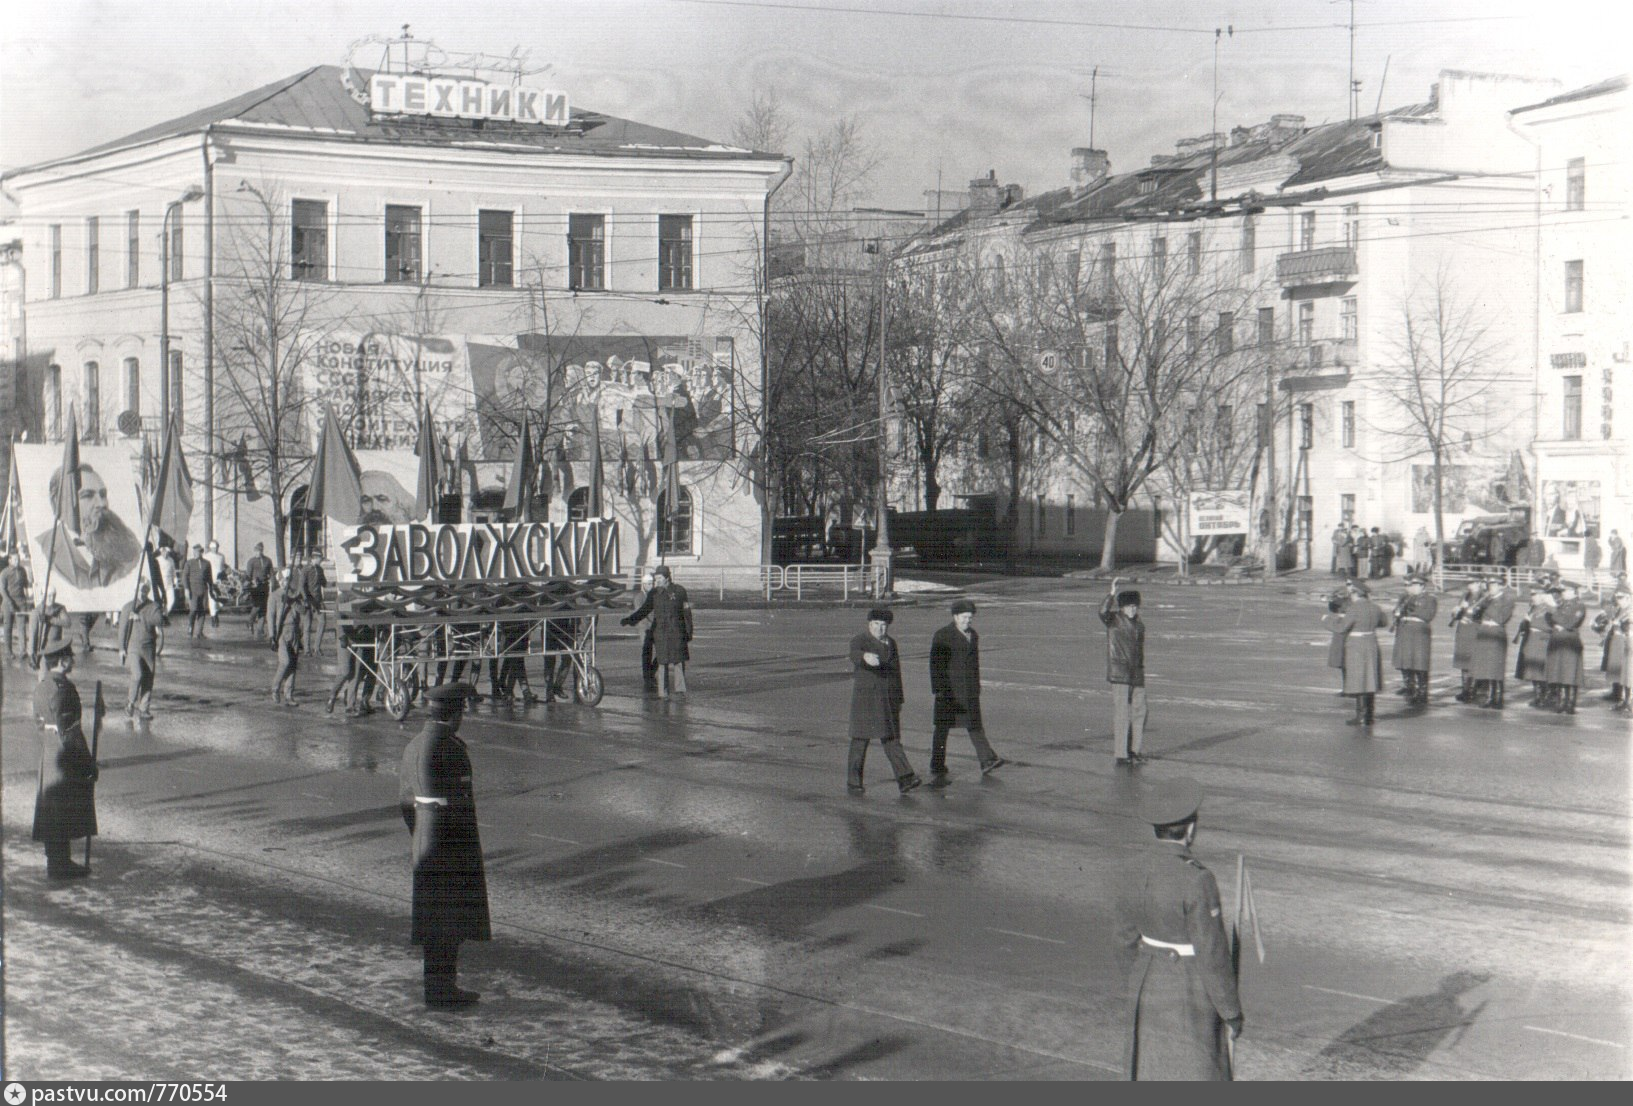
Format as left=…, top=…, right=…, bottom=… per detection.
left=927, top=598, right=1006, bottom=786
left=1101, top=578, right=1148, bottom=766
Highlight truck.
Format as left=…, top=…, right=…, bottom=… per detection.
left=1442, top=505, right=1534, bottom=567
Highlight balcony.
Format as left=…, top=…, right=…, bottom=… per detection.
left=1277, top=246, right=1357, bottom=287
left=1280, top=338, right=1357, bottom=392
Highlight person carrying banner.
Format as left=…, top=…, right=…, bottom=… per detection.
left=31, top=641, right=99, bottom=880
left=1115, top=778, right=1243, bottom=1081
left=118, top=581, right=165, bottom=722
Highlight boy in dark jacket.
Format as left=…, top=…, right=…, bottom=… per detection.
left=1099, top=579, right=1147, bottom=766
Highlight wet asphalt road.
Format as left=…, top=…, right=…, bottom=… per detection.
left=2, top=574, right=1629, bottom=1080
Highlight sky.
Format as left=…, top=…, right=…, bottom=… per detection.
left=2, top=0, right=1627, bottom=209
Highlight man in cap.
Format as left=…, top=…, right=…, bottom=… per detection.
left=1100, top=579, right=1148, bottom=765
left=244, top=542, right=274, bottom=639
left=927, top=598, right=1006, bottom=786
left=399, top=682, right=490, bottom=1008
left=1, top=551, right=31, bottom=660
left=1543, top=580, right=1587, bottom=715
left=118, top=581, right=166, bottom=722
left=270, top=575, right=306, bottom=705
left=182, top=544, right=213, bottom=640
left=846, top=607, right=922, bottom=795
left=1114, top=778, right=1243, bottom=1080
left=1390, top=573, right=1437, bottom=707
left=1331, top=578, right=1388, bottom=726
left=1471, top=569, right=1515, bottom=709
left=31, top=641, right=99, bottom=880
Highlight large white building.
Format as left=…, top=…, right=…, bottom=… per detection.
left=899, top=70, right=1603, bottom=569
left=1512, top=76, right=1631, bottom=574
left=2, top=60, right=789, bottom=570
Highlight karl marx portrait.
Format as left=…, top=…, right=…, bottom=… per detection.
left=36, top=462, right=143, bottom=589
left=359, top=469, right=417, bottom=526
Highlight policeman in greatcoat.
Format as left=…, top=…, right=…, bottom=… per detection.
left=1543, top=581, right=1587, bottom=715
left=1389, top=573, right=1437, bottom=706
left=926, top=598, right=1006, bottom=785
left=31, top=641, right=98, bottom=880
left=1471, top=571, right=1515, bottom=709
left=846, top=607, right=922, bottom=795
left=398, top=682, right=491, bottom=1008
left=1114, top=778, right=1244, bottom=1081
left=1331, top=579, right=1387, bottom=726
left=622, top=565, right=692, bottom=698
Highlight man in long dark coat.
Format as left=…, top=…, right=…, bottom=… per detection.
left=621, top=565, right=692, bottom=698
left=1544, top=581, right=1587, bottom=715
left=1331, top=579, right=1387, bottom=726
left=244, top=543, right=274, bottom=639
left=399, top=682, right=490, bottom=1008
left=1471, top=572, right=1515, bottom=709
left=1449, top=579, right=1487, bottom=703
left=846, top=607, right=921, bottom=795
left=1115, top=778, right=1243, bottom=1081
left=1515, top=587, right=1556, bottom=708
left=1390, top=574, right=1437, bottom=706
left=31, top=641, right=98, bottom=880
left=182, top=544, right=213, bottom=640
left=927, top=598, right=1005, bottom=786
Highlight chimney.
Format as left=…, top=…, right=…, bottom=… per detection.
left=1070, top=147, right=1110, bottom=189
left=968, top=170, right=1001, bottom=214
left=1175, top=133, right=1225, bottom=158
left=1229, top=125, right=1252, bottom=147
left=1268, top=113, right=1306, bottom=143
left=1002, top=183, right=1026, bottom=206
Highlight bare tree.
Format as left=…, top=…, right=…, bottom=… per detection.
left=1372, top=265, right=1512, bottom=568
left=888, top=262, right=978, bottom=510
left=209, top=182, right=325, bottom=565
left=959, top=230, right=1279, bottom=570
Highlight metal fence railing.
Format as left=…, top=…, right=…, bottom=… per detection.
left=1435, top=563, right=1607, bottom=601
left=618, top=563, right=880, bottom=602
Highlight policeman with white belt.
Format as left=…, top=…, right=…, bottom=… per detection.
left=1114, top=778, right=1244, bottom=1080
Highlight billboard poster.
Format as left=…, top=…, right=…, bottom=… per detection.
left=14, top=442, right=147, bottom=612
left=301, top=333, right=472, bottom=452
left=1188, top=489, right=1251, bottom=536
left=1541, top=479, right=1601, bottom=538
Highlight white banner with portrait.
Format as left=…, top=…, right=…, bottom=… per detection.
left=14, top=443, right=147, bottom=612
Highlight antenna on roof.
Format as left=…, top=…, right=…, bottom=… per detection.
left=1375, top=55, right=1391, bottom=115
left=1078, top=66, right=1100, bottom=149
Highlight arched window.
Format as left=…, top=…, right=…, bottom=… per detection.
left=47, top=364, right=62, bottom=438
left=83, top=361, right=100, bottom=439
left=124, top=357, right=141, bottom=415
left=657, top=485, right=694, bottom=557
left=567, top=486, right=591, bottom=522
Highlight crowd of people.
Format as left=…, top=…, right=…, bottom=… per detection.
left=1329, top=522, right=1433, bottom=580
left=1323, top=568, right=1632, bottom=722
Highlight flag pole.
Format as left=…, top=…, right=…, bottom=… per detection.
left=33, top=413, right=79, bottom=663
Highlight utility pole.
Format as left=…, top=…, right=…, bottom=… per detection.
left=872, top=238, right=893, bottom=598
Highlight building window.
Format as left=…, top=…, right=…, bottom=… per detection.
left=1341, top=296, right=1357, bottom=340
left=1064, top=249, right=1081, bottom=287
left=1564, top=259, right=1583, bottom=313
left=569, top=213, right=605, bottom=290
left=1341, top=493, right=1356, bottom=523
left=126, top=211, right=140, bottom=289
left=83, top=361, right=100, bottom=438
left=476, top=209, right=513, bottom=288
left=169, top=216, right=184, bottom=281
left=47, top=364, right=62, bottom=437
left=1297, top=495, right=1313, bottom=541
left=1341, top=400, right=1356, bottom=448
left=385, top=204, right=422, bottom=283
left=1240, top=217, right=1256, bottom=273
left=50, top=225, right=62, bottom=299
left=1187, top=231, right=1202, bottom=275
left=1217, top=404, right=1233, bottom=451
left=291, top=200, right=329, bottom=281
left=85, top=217, right=99, bottom=294
left=657, top=485, right=694, bottom=555
left=1565, top=157, right=1585, bottom=211
left=1066, top=493, right=1076, bottom=536
left=1343, top=204, right=1360, bottom=248
left=976, top=428, right=990, bottom=459
left=1257, top=306, right=1275, bottom=347
left=1103, top=320, right=1119, bottom=366
left=1152, top=236, right=1166, bottom=279
left=567, top=487, right=591, bottom=522
left=1563, top=375, right=1583, bottom=440
left=1216, top=312, right=1234, bottom=354
left=169, top=351, right=184, bottom=425
left=1300, top=210, right=1317, bottom=251
left=124, top=357, right=140, bottom=414
left=1299, top=403, right=1313, bottom=449
left=1186, top=315, right=1202, bottom=354
left=1298, top=301, right=1314, bottom=346
left=659, top=214, right=694, bottom=291
left=1099, top=242, right=1116, bottom=291
left=1035, top=494, right=1047, bottom=536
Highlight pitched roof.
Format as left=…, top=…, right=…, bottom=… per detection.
left=8, top=65, right=782, bottom=177
left=1510, top=74, right=1629, bottom=115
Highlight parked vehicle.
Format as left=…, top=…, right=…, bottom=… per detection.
left=1442, top=505, right=1533, bottom=566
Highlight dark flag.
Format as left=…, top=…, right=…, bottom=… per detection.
left=585, top=407, right=604, bottom=518
left=503, top=420, right=535, bottom=519
left=413, top=405, right=441, bottom=521
left=308, top=404, right=363, bottom=526
left=146, top=415, right=195, bottom=546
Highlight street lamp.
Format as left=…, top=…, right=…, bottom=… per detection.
left=158, top=186, right=204, bottom=422
left=865, top=235, right=907, bottom=598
